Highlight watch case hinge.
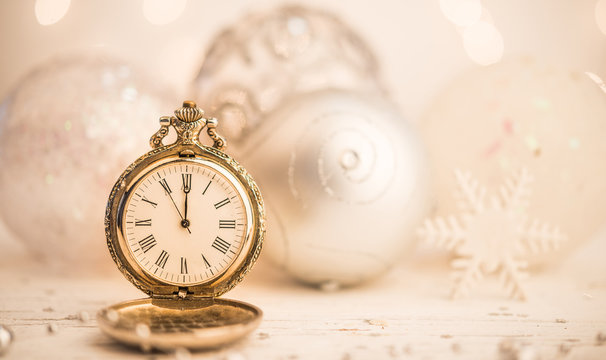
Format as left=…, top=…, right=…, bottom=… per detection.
left=150, top=287, right=215, bottom=300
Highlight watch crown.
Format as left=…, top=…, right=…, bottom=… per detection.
left=175, top=101, right=204, bottom=123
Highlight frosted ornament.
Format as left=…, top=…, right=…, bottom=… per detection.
left=420, top=58, right=606, bottom=265
left=192, top=5, right=383, bottom=151
left=0, top=56, right=174, bottom=272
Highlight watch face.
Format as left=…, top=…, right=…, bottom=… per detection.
left=121, top=160, right=250, bottom=286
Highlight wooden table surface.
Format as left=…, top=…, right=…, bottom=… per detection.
left=1, top=232, right=606, bottom=360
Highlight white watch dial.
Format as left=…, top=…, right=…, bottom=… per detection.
left=123, top=160, right=248, bottom=286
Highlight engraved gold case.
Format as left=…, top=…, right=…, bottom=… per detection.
left=98, top=101, right=265, bottom=350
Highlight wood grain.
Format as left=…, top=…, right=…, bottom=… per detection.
left=1, top=228, right=606, bottom=359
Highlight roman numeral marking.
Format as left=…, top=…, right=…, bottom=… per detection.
left=155, top=250, right=169, bottom=269
left=201, top=254, right=211, bottom=269
left=159, top=178, right=172, bottom=194
left=141, top=197, right=157, bottom=208
left=182, top=173, right=191, bottom=192
left=212, top=236, right=231, bottom=254
left=138, top=234, right=156, bottom=253
left=135, top=218, right=152, bottom=227
left=219, top=220, right=236, bottom=229
left=202, top=180, right=211, bottom=195
left=180, top=257, right=188, bottom=274
left=214, top=198, right=230, bottom=209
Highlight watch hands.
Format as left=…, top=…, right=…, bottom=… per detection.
left=163, top=185, right=191, bottom=234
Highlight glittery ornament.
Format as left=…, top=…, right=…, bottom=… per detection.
left=192, top=5, right=383, bottom=150
left=0, top=325, right=13, bottom=356
left=418, top=169, right=565, bottom=300
left=420, top=58, right=606, bottom=265
left=0, top=56, right=174, bottom=272
left=236, top=90, right=429, bottom=287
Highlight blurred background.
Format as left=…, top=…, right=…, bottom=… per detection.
left=1, top=0, right=606, bottom=291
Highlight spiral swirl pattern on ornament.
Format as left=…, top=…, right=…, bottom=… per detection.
left=288, top=112, right=395, bottom=205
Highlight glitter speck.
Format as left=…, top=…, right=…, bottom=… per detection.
left=106, top=310, right=119, bottom=323
left=45, top=174, right=54, bottom=185
left=175, top=347, right=192, bottom=360
left=64, top=120, right=72, bottom=131
left=47, top=323, right=59, bottom=334
left=135, top=323, right=150, bottom=338
left=78, top=311, right=90, bottom=323
left=101, top=71, right=116, bottom=86
left=121, top=86, right=138, bottom=102
left=532, top=97, right=551, bottom=111
left=502, top=118, right=514, bottom=135
left=569, top=137, right=580, bottom=150
left=72, top=207, right=84, bottom=221
left=320, top=280, right=341, bottom=292
left=524, top=135, right=541, bottom=156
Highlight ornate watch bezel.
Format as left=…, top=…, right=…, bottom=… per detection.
left=105, top=141, right=265, bottom=298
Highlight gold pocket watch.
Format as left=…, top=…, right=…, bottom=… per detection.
left=98, top=101, right=265, bottom=350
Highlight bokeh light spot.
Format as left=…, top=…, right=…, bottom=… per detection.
left=143, top=0, right=187, bottom=25
left=524, top=135, right=541, bottom=157
left=35, top=0, right=71, bottom=26
left=45, top=174, right=54, bottom=185
left=462, top=20, right=504, bottom=66
left=532, top=97, right=551, bottom=111
left=596, top=0, right=606, bottom=36
left=440, top=0, right=482, bottom=27
left=569, top=137, right=580, bottom=150
left=121, top=87, right=138, bottom=102
left=287, top=16, right=309, bottom=36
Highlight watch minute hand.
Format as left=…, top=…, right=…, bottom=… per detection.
left=160, top=179, right=191, bottom=234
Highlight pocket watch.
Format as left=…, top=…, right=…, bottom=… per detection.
left=98, top=101, right=265, bottom=350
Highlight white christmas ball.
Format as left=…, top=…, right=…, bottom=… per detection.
left=0, top=56, right=174, bottom=272
left=420, top=58, right=606, bottom=265
left=192, top=5, right=383, bottom=150
left=236, top=90, right=430, bottom=287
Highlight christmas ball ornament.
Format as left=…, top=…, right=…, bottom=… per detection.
left=192, top=5, right=383, bottom=151
left=420, top=58, right=606, bottom=265
left=0, top=56, right=174, bottom=271
left=235, top=90, right=430, bottom=287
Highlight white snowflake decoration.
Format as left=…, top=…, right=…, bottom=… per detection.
left=418, top=169, right=566, bottom=300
